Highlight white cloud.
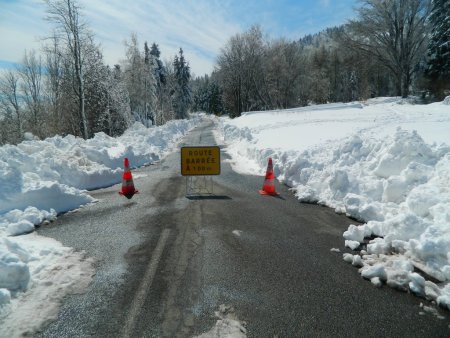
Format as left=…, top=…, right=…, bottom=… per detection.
left=320, top=0, right=331, bottom=7
left=0, top=0, right=241, bottom=75
left=0, top=0, right=50, bottom=62
left=90, top=0, right=239, bottom=74
left=0, top=0, right=356, bottom=75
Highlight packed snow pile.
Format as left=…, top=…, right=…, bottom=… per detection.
left=443, top=95, right=450, bottom=105
left=0, top=117, right=200, bottom=323
left=194, top=304, right=247, bottom=338
left=0, top=233, right=94, bottom=337
left=0, top=118, right=199, bottom=228
left=216, top=98, right=450, bottom=310
left=0, top=120, right=196, bottom=215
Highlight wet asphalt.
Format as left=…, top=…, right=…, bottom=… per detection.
left=37, top=119, right=450, bottom=337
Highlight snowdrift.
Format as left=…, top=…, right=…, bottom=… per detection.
left=0, top=117, right=200, bottom=321
left=218, top=98, right=450, bottom=310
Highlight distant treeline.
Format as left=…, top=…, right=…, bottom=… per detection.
left=193, top=0, right=449, bottom=118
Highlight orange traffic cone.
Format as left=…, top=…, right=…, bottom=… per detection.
left=259, top=157, right=278, bottom=196
left=119, top=158, right=138, bottom=199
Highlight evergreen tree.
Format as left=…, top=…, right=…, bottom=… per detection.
left=143, top=42, right=157, bottom=126
left=150, top=43, right=160, bottom=58
left=148, top=42, right=167, bottom=125
left=173, top=48, right=192, bottom=119
left=144, top=42, right=151, bottom=65
left=150, top=43, right=166, bottom=85
left=427, top=0, right=450, bottom=99
left=208, top=82, right=224, bottom=115
left=193, top=75, right=224, bottom=115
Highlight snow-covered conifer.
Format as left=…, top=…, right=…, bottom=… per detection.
left=173, top=48, right=192, bottom=119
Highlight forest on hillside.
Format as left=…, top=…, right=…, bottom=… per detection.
left=1, top=0, right=449, bottom=145
left=194, top=0, right=449, bottom=117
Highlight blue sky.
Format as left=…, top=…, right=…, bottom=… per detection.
left=0, top=0, right=357, bottom=76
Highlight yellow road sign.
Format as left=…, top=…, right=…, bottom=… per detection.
left=181, top=146, right=220, bottom=176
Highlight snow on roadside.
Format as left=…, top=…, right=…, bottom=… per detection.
left=216, top=98, right=450, bottom=310
left=0, top=117, right=200, bottom=328
left=194, top=304, right=247, bottom=338
left=0, top=233, right=94, bottom=337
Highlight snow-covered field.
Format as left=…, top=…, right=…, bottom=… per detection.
left=0, top=117, right=200, bottom=335
left=216, top=97, right=450, bottom=311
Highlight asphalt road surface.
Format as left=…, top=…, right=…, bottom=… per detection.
left=37, top=119, right=450, bottom=337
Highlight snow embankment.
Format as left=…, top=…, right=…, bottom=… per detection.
left=1, top=119, right=199, bottom=230
left=0, top=117, right=200, bottom=326
left=194, top=305, right=247, bottom=338
left=217, top=98, right=450, bottom=310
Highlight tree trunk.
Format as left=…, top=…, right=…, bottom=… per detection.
left=395, top=72, right=402, bottom=97
left=401, top=71, right=410, bottom=98
left=68, top=1, right=88, bottom=139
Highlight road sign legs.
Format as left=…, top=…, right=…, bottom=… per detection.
left=186, top=176, right=214, bottom=196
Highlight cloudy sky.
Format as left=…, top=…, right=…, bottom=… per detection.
left=0, top=0, right=357, bottom=76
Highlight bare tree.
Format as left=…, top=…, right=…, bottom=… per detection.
left=264, top=40, right=307, bottom=108
left=45, top=0, right=89, bottom=138
left=216, top=33, right=245, bottom=117
left=43, top=33, right=65, bottom=135
left=122, top=33, right=157, bottom=126
left=241, top=26, right=266, bottom=111
left=216, top=26, right=266, bottom=117
left=19, top=50, right=44, bottom=136
left=0, top=70, right=24, bottom=142
left=345, top=0, right=431, bottom=97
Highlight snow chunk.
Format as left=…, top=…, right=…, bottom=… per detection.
left=437, top=284, right=450, bottom=310
left=0, top=288, right=11, bottom=316
left=343, top=224, right=365, bottom=242
left=409, top=272, right=426, bottom=296
left=0, top=238, right=30, bottom=292
left=374, top=129, right=434, bottom=178
left=0, top=207, right=57, bottom=237
left=343, top=253, right=354, bottom=264
left=424, top=281, right=441, bottom=300
left=345, top=240, right=361, bottom=250
left=7, top=221, right=35, bottom=237
left=194, top=304, right=247, bottom=338
left=232, top=230, right=242, bottom=237
left=371, top=277, right=383, bottom=287
left=352, top=255, right=364, bottom=267
left=361, top=264, right=387, bottom=282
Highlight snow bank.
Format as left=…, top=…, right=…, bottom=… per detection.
left=217, top=98, right=450, bottom=309
left=0, top=233, right=94, bottom=337
left=0, top=117, right=200, bottom=324
left=443, top=95, right=450, bottom=105
left=194, top=304, right=247, bottom=338
left=0, top=118, right=199, bottom=230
